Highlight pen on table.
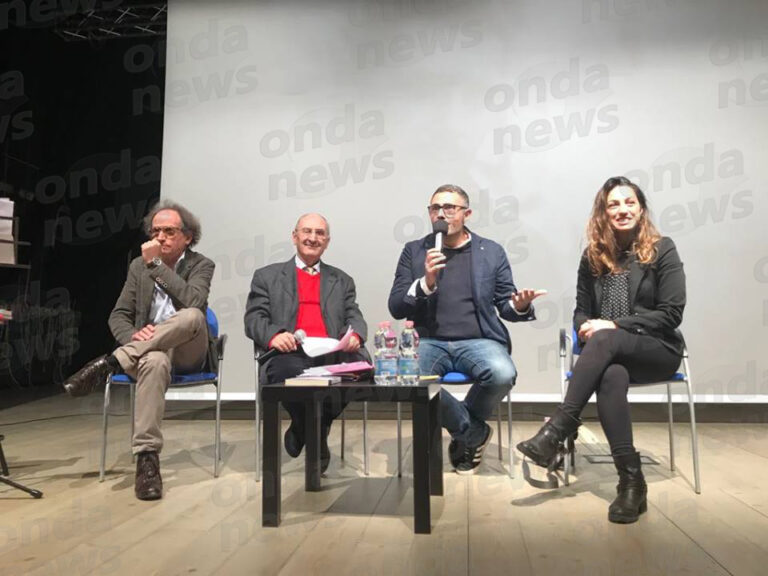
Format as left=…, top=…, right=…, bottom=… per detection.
left=419, top=375, right=441, bottom=381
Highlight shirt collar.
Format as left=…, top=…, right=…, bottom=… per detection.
left=295, top=255, right=321, bottom=273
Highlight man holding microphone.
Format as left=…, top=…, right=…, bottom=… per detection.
left=388, top=184, right=545, bottom=474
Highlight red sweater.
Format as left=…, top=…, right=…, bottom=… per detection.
left=294, top=267, right=328, bottom=337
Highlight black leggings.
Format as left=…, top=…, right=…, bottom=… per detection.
left=562, top=329, right=681, bottom=456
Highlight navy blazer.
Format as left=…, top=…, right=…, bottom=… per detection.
left=388, top=230, right=534, bottom=352
left=573, top=236, right=686, bottom=355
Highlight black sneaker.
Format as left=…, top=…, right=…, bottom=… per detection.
left=455, top=424, right=493, bottom=475
left=448, top=438, right=465, bottom=469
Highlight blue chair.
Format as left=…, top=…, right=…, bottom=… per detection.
left=394, top=372, right=515, bottom=478
left=559, top=328, right=701, bottom=493
left=100, top=308, right=226, bottom=481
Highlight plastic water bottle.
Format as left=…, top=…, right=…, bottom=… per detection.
left=374, top=321, right=398, bottom=385
left=398, top=320, right=420, bottom=385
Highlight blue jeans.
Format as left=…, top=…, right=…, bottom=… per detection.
left=419, top=338, right=517, bottom=444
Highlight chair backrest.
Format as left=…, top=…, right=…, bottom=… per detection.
left=206, top=308, right=219, bottom=338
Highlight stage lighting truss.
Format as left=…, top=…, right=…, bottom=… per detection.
left=54, top=2, right=167, bottom=42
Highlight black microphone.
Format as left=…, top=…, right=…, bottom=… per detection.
left=433, top=220, right=449, bottom=252
left=257, top=329, right=306, bottom=364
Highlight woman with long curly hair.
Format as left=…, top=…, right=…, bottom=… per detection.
left=517, top=176, right=686, bottom=523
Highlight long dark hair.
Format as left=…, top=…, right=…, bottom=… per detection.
left=586, top=176, right=661, bottom=275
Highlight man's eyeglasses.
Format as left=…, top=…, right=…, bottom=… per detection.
left=427, top=203, right=468, bottom=216
left=150, top=226, right=183, bottom=238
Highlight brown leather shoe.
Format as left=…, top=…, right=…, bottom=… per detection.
left=135, top=451, right=163, bottom=501
left=63, top=355, right=113, bottom=397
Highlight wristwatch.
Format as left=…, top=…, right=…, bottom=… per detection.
left=147, top=257, right=162, bottom=269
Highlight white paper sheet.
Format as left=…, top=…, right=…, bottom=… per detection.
left=300, top=325, right=354, bottom=358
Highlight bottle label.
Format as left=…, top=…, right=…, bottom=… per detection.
left=376, top=358, right=397, bottom=375
left=398, top=357, right=419, bottom=375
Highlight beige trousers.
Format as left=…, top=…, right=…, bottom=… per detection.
left=112, top=307, right=208, bottom=455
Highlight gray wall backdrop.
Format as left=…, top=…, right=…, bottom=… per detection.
left=160, top=0, right=768, bottom=400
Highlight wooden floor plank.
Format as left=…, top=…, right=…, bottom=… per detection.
left=2, top=396, right=768, bottom=576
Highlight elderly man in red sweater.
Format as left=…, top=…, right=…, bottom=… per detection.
left=244, top=213, right=369, bottom=473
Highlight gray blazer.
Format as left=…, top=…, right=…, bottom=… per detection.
left=108, top=249, right=215, bottom=346
left=244, top=259, right=368, bottom=350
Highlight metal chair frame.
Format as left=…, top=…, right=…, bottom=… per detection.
left=559, top=328, right=701, bottom=494
left=340, top=372, right=515, bottom=479
left=100, top=308, right=226, bottom=481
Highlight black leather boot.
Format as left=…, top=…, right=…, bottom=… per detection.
left=135, top=451, right=163, bottom=501
left=608, top=451, right=647, bottom=524
left=516, top=407, right=580, bottom=468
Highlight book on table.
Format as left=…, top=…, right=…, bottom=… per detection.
left=284, top=375, right=342, bottom=387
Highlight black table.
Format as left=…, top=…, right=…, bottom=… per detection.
left=261, top=381, right=442, bottom=534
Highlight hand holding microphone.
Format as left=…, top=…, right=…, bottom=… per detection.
left=258, top=329, right=306, bottom=364
left=425, top=220, right=449, bottom=290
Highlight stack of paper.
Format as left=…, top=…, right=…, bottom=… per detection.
left=0, top=198, right=15, bottom=265
left=301, top=361, right=374, bottom=379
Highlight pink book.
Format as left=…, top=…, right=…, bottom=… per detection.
left=325, top=361, right=374, bottom=375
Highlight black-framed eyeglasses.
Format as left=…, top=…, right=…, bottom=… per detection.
left=150, top=226, right=183, bottom=238
left=427, top=203, right=468, bottom=216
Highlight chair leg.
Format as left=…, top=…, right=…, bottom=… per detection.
left=255, top=358, right=261, bottom=482
left=100, top=378, right=112, bottom=482
left=130, top=383, right=136, bottom=463
left=667, top=382, right=676, bottom=472
left=506, top=393, right=514, bottom=479
left=214, top=373, right=222, bottom=478
left=341, top=410, right=346, bottom=461
left=684, top=357, right=702, bottom=494
left=397, top=403, right=402, bottom=478
left=363, top=402, right=369, bottom=476
left=496, top=402, right=503, bottom=460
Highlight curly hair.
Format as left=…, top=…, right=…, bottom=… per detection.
left=143, top=199, right=202, bottom=246
left=586, top=176, right=661, bottom=275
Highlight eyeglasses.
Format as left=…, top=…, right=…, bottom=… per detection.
left=150, top=226, right=183, bottom=238
left=427, top=203, right=468, bottom=216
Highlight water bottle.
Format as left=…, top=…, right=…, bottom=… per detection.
left=374, top=321, right=398, bottom=385
left=398, top=320, right=420, bottom=385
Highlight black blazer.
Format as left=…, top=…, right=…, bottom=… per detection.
left=573, top=236, right=686, bottom=356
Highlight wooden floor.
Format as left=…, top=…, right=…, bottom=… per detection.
left=1, top=393, right=767, bottom=576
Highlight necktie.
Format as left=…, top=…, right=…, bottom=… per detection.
left=303, top=266, right=318, bottom=276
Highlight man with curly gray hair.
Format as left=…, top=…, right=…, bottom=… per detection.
left=63, top=199, right=215, bottom=501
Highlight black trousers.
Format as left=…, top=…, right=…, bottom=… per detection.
left=265, top=350, right=367, bottom=432
left=562, top=329, right=681, bottom=456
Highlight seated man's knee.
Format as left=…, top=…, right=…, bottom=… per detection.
left=175, top=307, right=206, bottom=330
left=478, top=356, right=517, bottom=389
left=138, top=351, right=171, bottom=376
